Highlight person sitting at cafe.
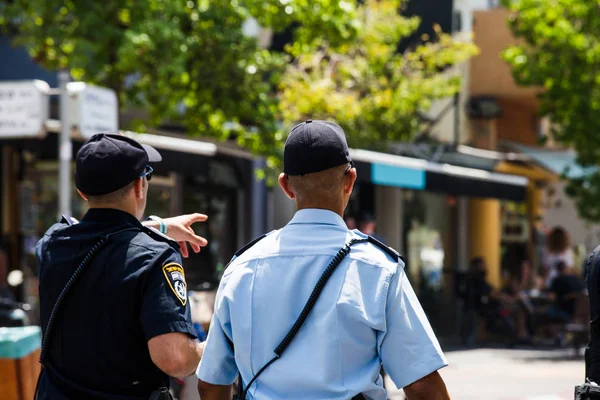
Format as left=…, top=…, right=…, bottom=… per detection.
left=468, top=257, right=530, bottom=344
left=545, top=261, right=586, bottom=322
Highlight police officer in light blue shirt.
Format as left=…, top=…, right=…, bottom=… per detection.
left=197, top=120, right=450, bottom=400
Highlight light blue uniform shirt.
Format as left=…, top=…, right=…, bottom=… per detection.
left=197, top=209, right=447, bottom=399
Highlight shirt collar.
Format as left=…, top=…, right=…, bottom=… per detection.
left=288, top=209, right=347, bottom=229
left=81, top=208, right=143, bottom=228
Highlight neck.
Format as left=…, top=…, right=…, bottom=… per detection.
left=87, top=202, right=138, bottom=219
left=296, top=201, right=345, bottom=218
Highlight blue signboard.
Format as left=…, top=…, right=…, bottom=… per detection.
left=371, top=163, right=425, bottom=190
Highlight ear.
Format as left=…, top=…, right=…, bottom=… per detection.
left=343, top=168, right=357, bottom=195
left=77, top=190, right=89, bottom=201
left=278, top=173, right=296, bottom=200
left=134, top=178, right=144, bottom=200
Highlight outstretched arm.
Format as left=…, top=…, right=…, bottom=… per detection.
left=143, top=213, right=208, bottom=257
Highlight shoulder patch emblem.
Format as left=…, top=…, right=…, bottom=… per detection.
left=162, top=263, right=187, bottom=306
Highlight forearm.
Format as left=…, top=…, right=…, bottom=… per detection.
left=197, top=381, right=232, bottom=400
left=404, top=371, right=450, bottom=400
left=179, top=340, right=204, bottom=378
left=149, top=335, right=204, bottom=379
left=141, top=219, right=159, bottom=229
left=406, top=389, right=450, bottom=400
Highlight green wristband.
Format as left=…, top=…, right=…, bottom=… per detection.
left=148, top=215, right=167, bottom=235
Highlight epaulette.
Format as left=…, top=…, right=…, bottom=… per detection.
left=142, top=225, right=178, bottom=247
left=59, top=215, right=79, bottom=226
left=234, top=233, right=268, bottom=258
left=224, top=232, right=271, bottom=270
left=367, top=235, right=405, bottom=264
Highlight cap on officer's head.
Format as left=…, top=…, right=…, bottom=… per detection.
left=283, top=120, right=353, bottom=176
left=75, top=133, right=162, bottom=196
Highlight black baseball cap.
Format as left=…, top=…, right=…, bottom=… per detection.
left=75, top=133, right=162, bottom=196
left=283, top=120, right=353, bottom=176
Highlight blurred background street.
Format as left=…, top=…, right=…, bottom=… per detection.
left=387, top=347, right=583, bottom=400
left=0, top=0, right=596, bottom=398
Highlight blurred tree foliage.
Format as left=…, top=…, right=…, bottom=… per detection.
left=279, top=0, right=477, bottom=151
left=1, top=0, right=476, bottom=179
left=503, top=0, right=600, bottom=221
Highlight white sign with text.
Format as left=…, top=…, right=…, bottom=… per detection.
left=68, top=83, right=118, bottom=138
left=0, top=80, right=49, bottom=138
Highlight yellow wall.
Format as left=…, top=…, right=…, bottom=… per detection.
left=468, top=198, right=502, bottom=288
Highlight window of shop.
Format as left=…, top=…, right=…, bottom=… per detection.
left=180, top=161, right=239, bottom=290
left=500, top=201, right=530, bottom=284
left=18, top=161, right=90, bottom=322
left=403, top=190, right=457, bottom=337
left=144, top=174, right=177, bottom=218
left=26, top=162, right=88, bottom=231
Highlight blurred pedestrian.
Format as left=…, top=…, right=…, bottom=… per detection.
left=543, top=226, right=574, bottom=288
left=468, top=257, right=530, bottom=345
left=36, top=133, right=209, bottom=400
left=545, top=261, right=585, bottom=322
left=197, top=120, right=449, bottom=399
left=358, top=212, right=385, bottom=243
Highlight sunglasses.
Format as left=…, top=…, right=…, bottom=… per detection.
left=344, top=161, right=355, bottom=175
left=140, top=165, right=153, bottom=181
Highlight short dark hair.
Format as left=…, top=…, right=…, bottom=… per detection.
left=548, top=227, right=570, bottom=253
left=287, top=164, right=348, bottom=203
left=86, top=180, right=137, bottom=203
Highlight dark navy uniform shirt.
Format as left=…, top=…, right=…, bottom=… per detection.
left=36, top=208, right=196, bottom=400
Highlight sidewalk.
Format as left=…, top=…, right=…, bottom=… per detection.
left=386, top=347, right=583, bottom=400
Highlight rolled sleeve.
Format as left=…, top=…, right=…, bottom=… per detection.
left=140, top=250, right=196, bottom=341
left=196, top=310, right=238, bottom=385
left=379, top=266, right=448, bottom=389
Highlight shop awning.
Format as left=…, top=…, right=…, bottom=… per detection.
left=122, top=131, right=217, bottom=156
left=350, top=148, right=528, bottom=201
left=40, top=120, right=222, bottom=157
left=13, top=124, right=250, bottom=189
left=504, top=143, right=596, bottom=179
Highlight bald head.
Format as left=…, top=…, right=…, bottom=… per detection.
left=279, top=163, right=357, bottom=217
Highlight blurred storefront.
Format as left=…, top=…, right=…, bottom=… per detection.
left=340, top=148, right=529, bottom=340
left=0, top=130, right=265, bottom=316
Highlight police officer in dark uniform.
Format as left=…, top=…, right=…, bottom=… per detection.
left=36, top=133, right=204, bottom=400
left=579, top=246, right=600, bottom=398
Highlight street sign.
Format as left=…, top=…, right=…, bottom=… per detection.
left=0, top=80, right=50, bottom=138
left=67, top=82, right=118, bottom=139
